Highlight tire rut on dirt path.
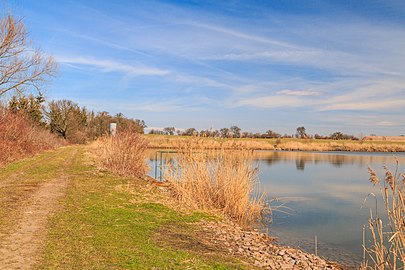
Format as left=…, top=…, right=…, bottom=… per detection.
left=0, top=148, right=78, bottom=270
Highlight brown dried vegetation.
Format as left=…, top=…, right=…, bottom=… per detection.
left=0, top=107, right=64, bottom=166
left=362, top=162, right=405, bottom=269
left=164, top=139, right=269, bottom=227
left=97, top=130, right=149, bottom=177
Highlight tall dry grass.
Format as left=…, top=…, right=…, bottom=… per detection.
left=163, top=139, right=269, bottom=227
left=146, top=135, right=405, bottom=152
left=0, top=108, right=64, bottom=166
left=97, top=131, right=148, bottom=177
left=361, top=162, right=405, bottom=269
left=146, top=135, right=275, bottom=150
left=276, top=140, right=405, bottom=152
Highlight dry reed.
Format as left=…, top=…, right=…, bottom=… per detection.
left=163, top=139, right=269, bottom=227
left=361, top=162, right=405, bottom=269
left=276, top=141, right=405, bottom=152
left=146, top=135, right=275, bottom=150
left=98, top=130, right=148, bottom=177
left=146, top=135, right=405, bottom=152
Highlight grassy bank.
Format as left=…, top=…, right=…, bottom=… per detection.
left=28, top=146, right=249, bottom=269
left=145, top=134, right=405, bottom=152
left=0, top=142, right=349, bottom=269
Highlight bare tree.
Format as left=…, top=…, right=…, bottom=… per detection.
left=46, top=99, right=83, bottom=140
left=230, top=125, right=241, bottom=138
left=163, top=127, right=176, bottom=135
left=220, top=128, right=230, bottom=138
left=296, top=126, right=307, bottom=139
left=0, top=13, right=56, bottom=97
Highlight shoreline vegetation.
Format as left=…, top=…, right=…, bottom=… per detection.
left=145, top=134, right=405, bottom=152
left=95, top=135, right=348, bottom=269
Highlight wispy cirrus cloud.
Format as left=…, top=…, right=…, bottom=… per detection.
left=234, top=95, right=306, bottom=109
left=23, top=0, right=405, bottom=134
left=318, top=99, right=405, bottom=111
left=56, top=56, right=169, bottom=76
left=276, top=89, right=321, bottom=96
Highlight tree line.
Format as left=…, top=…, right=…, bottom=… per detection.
left=150, top=126, right=360, bottom=140
left=7, top=94, right=146, bottom=143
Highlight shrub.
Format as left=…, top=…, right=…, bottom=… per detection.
left=0, top=108, right=64, bottom=166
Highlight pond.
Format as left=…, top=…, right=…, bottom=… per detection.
left=148, top=150, right=405, bottom=266
left=257, top=151, right=405, bottom=266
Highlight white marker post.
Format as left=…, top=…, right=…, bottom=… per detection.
left=109, top=123, right=117, bottom=136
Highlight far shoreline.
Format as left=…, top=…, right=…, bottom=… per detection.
left=145, top=134, right=405, bottom=153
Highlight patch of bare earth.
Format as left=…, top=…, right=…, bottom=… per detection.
left=0, top=149, right=76, bottom=270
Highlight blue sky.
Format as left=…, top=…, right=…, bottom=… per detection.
left=9, top=0, right=405, bottom=135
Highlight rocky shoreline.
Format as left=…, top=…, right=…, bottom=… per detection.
left=200, top=220, right=354, bottom=270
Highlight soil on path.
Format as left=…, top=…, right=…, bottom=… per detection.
left=0, top=148, right=78, bottom=270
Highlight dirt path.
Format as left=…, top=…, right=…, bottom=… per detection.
left=0, top=148, right=77, bottom=270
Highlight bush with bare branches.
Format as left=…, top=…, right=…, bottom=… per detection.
left=0, top=107, right=64, bottom=166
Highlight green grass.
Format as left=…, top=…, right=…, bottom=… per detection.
left=36, top=147, right=247, bottom=270
left=0, top=147, right=77, bottom=227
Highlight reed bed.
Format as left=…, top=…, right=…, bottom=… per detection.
left=163, top=139, right=269, bottom=227
left=97, top=131, right=148, bottom=177
left=361, top=162, right=405, bottom=269
left=146, top=135, right=275, bottom=150
left=146, top=135, right=405, bottom=152
left=276, top=141, right=405, bottom=152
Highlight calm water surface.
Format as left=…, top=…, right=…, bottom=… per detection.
left=258, top=151, right=405, bottom=266
left=149, top=150, right=405, bottom=266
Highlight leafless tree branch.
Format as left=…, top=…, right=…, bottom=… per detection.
left=0, top=13, right=57, bottom=97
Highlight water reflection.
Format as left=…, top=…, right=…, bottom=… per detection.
left=256, top=151, right=405, bottom=171
left=147, top=150, right=405, bottom=266
left=257, top=151, right=405, bottom=266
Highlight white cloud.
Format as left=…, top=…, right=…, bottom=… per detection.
left=235, top=95, right=305, bottom=108
left=276, top=89, right=321, bottom=96
left=56, top=56, right=169, bottom=76
left=187, top=21, right=299, bottom=49
left=319, top=99, right=405, bottom=111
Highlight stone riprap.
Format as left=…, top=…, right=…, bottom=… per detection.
left=201, top=220, right=352, bottom=270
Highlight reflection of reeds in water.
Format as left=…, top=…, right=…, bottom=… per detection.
left=164, top=139, right=269, bottom=227
left=361, top=162, right=405, bottom=269
left=256, top=151, right=403, bottom=171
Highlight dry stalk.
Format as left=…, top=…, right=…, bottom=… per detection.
left=362, top=161, right=405, bottom=269
left=97, top=131, right=148, bottom=177
left=163, top=138, right=269, bottom=227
